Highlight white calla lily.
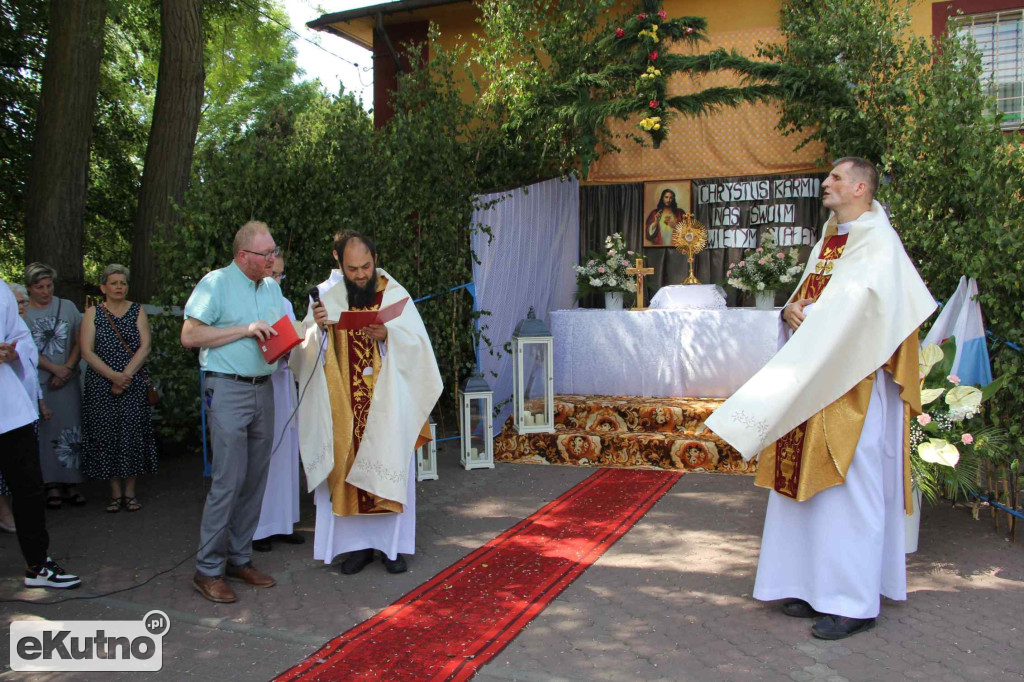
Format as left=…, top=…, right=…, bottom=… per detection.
left=919, top=343, right=944, bottom=377
left=919, top=388, right=945, bottom=405
left=917, top=438, right=960, bottom=467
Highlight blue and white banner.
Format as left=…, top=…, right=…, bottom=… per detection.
left=922, top=276, right=993, bottom=387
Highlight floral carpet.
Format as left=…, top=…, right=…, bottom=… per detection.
left=494, top=395, right=757, bottom=474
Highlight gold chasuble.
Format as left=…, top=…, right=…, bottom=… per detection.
left=753, top=229, right=922, bottom=508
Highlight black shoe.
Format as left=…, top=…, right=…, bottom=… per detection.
left=276, top=532, right=306, bottom=545
left=252, top=538, right=272, bottom=552
left=382, top=554, right=407, bottom=574
left=340, top=549, right=375, bottom=575
left=811, top=614, right=876, bottom=640
left=781, top=599, right=821, bottom=618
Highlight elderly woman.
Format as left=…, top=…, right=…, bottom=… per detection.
left=23, top=263, right=84, bottom=508
left=80, top=265, right=157, bottom=513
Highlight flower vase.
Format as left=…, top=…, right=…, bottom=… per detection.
left=604, top=292, right=624, bottom=311
left=754, top=290, right=776, bottom=310
left=905, top=483, right=923, bottom=554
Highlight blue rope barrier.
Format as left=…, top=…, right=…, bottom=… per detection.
left=414, top=282, right=474, bottom=304
left=969, top=491, right=1024, bottom=522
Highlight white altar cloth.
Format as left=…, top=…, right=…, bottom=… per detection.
left=551, top=308, right=780, bottom=398
left=650, top=284, right=727, bottom=310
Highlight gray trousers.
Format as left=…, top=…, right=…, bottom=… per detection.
left=196, top=375, right=275, bottom=576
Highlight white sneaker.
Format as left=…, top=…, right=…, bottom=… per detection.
left=24, top=558, right=81, bottom=589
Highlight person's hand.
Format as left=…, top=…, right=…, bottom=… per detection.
left=51, top=364, right=73, bottom=382
left=111, top=384, right=124, bottom=395
left=0, top=341, right=16, bottom=364
left=48, top=374, right=66, bottom=390
left=247, top=320, right=277, bottom=342
left=39, top=401, right=53, bottom=420
left=364, top=324, right=388, bottom=342
left=112, top=372, right=132, bottom=390
left=783, top=298, right=815, bottom=332
left=312, top=301, right=328, bottom=327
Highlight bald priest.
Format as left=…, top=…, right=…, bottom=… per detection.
left=705, top=157, right=935, bottom=641
left=290, top=231, right=442, bottom=575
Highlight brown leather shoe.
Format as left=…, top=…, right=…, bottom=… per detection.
left=225, top=562, right=276, bottom=588
left=193, top=572, right=237, bottom=603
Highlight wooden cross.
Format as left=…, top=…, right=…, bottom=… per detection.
left=626, top=258, right=655, bottom=310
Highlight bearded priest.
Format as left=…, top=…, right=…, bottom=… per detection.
left=705, top=157, right=935, bottom=641
left=291, top=231, right=442, bottom=575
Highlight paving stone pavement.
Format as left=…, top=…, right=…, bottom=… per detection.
left=1, top=444, right=1021, bottom=681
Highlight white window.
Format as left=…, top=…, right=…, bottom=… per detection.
left=957, top=10, right=1024, bottom=130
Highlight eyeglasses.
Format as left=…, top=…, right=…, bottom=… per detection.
left=242, top=247, right=281, bottom=260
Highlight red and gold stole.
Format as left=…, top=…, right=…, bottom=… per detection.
left=755, top=231, right=920, bottom=506
left=324, top=277, right=403, bottom=516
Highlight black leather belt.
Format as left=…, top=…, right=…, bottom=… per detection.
left=204, top=371, right=270, bottom=385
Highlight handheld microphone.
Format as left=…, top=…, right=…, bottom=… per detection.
left=308, top=286, right=321, bottom=304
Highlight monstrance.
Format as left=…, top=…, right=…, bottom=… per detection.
left=671, top=213, right=708, bottom=285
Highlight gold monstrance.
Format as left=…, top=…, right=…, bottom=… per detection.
left=671, top=213, right=708, bottom=285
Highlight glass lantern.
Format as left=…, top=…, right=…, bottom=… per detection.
left=416, top=422, right=438, bottom=481
left=512, top=308, right=555, bottom=434
left=459, top=374, right=494, bottom=470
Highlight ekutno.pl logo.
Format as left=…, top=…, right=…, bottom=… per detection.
left=10, top=610, right=170, bottom=672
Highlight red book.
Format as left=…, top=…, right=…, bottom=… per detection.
left=336, top=297, right=409, bottom=330
left=259, top=315, right=301, bottom=364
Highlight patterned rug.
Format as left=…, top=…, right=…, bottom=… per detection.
left=274, top=468, right=681, bottom=681
left=494, top=395, right=757, bottom=475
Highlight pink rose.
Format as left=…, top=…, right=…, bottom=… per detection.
left=948, top=374, right=961, bottom=385
left=658, top=10, right=667, bottom=18
left=738, top=260, right=746, bottom=267
left=649, top=50, right=659, bottom=60
left=622, top=259, right=629, bottom=266
left=961, top=433, right=974, bottom=445
left=726, top=270, right=732, bottom=277
left=758, top=258, right=767, bottom=265
left=776, top=252, right=785, bottom=258
left=587, top=260, right=595, bottom=266
left=916, top=414, right=932, bottom=426
left=637, top=13, right=647, bottom=19
left=649, top=99, right=659, bottom=108
left=627, top=250, right=634, bottom=255
left=756, top=247, right=763, bottom=253
left=615, top=28, right=625, bottom=38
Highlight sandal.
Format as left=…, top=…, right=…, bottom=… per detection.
left=46, top=487, right=63, bottom=510
left=64, top=488, right=87, bottom=506
left=123, top=496, right=142, bottom=512
left=105, top=497, right=123, bottom=513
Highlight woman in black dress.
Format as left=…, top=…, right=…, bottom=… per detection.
left=80, top=264, right=157, bottom=512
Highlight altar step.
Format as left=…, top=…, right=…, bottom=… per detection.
left=494, top=395, right=757, bottom=475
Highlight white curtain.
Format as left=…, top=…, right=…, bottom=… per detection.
left=471, top=176, right=580, bottom=433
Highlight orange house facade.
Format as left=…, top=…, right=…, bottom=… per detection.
left=309, top=0, right=1024, bottom=184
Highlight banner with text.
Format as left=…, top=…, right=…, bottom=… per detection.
left=692, top=172, right=826, bottom=249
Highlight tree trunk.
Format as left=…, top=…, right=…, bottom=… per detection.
left=23, top=0, right=108, bottom=308
left=129, top=0, right=205, bottom=303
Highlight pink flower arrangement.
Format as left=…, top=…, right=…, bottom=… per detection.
left=961, top=433, right=974, bottom=445
left=948, top=374, right=961, bottom=385
left=917, top=414, right=932, bottom=426
left=658, top=10, right=667, bottom=18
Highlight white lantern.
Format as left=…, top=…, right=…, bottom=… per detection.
left=416, top=422, right=438, bottom=481
left=459, top=374, right=494, bottom=470
left=512, top=307, right=555, bottom=434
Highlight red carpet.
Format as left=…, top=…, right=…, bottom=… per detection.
left=275, top=468, right=682, bottom=681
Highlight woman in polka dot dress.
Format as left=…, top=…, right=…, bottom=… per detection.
left=80, top=265, right=158, bottom=512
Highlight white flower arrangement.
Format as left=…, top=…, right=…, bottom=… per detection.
left=725, top=234, right=803, bottom=293
left=573, top=232, right=638, bottom=298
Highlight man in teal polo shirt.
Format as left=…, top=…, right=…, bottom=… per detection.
left=181, top=220, right=286, bottom=603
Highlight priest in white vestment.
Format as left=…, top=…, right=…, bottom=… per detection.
left=291, top=231, right=442, bottom=575
left=705, top=157, right=936, bottom=640
left=253, top=255, right=303, bottom=551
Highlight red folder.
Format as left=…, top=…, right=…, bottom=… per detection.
left=259, top=315, right=301, bottom=364
left=336, top=297, right=409, bottom=330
